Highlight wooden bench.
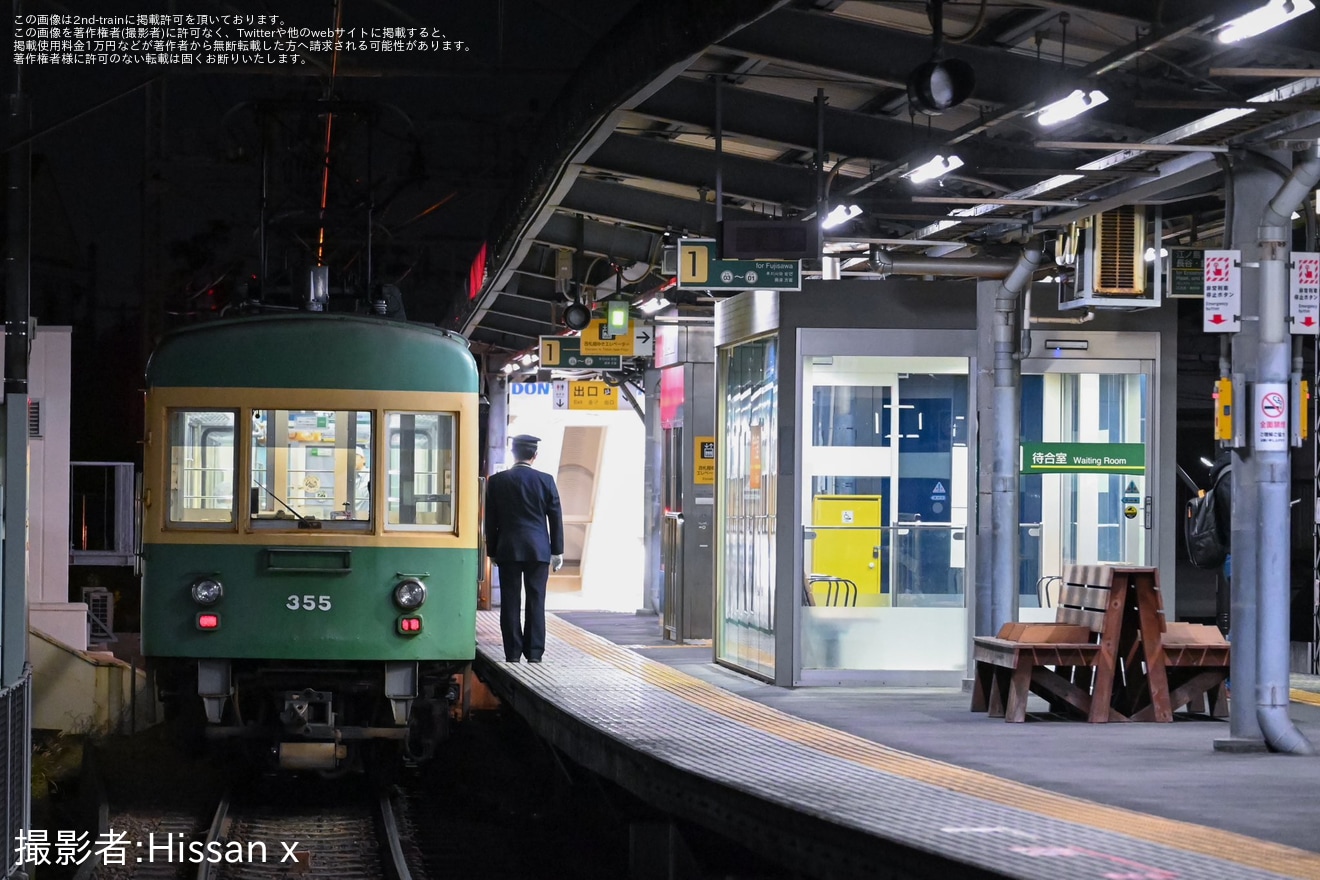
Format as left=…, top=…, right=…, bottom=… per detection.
left=971, top=565, right=1125, bottom=723
left=1124, top=612, right=1224, bottom=722
left=972, top=565, right=1231, bottom=723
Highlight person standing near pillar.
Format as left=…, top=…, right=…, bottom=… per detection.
left=485, top=434, right=564, bottom=662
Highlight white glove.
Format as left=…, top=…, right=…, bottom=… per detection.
left=551, top=554, right=564, bottom=572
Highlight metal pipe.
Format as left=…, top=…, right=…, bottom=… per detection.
left=5, top=88, right=30, bottom=396
left=815, top=88, right=826, bottom=259
left=1022, top=286, right=1094, bottom=326
left=990, top=241, right=1043, bottom=635
left=259, top=112, right=269, bottom=300
left=872, top=250, right=1019, bottom=279
left=1255, top=145, right=1320, bottom=755
left=714, top=76, right=723, bottom=227
left=366, top=110, right=374, bottom=293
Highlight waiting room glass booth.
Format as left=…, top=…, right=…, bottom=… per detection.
left=713, top=284, right=1176, bottom=687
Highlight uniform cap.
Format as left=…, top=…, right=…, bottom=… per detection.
left=510, top=434, right=541, bottom=457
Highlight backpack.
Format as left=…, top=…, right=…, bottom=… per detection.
left=1185, top=467, right=1229, bottom=569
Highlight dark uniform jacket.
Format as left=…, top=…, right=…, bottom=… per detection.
left=485, top=462, right=565, bottom=564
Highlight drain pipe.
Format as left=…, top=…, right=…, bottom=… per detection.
left=871, top=241, right=1042, bottom=633
left=990, top=241, right=1044, bottom=635
left=1255, top=146, right=1320, bottom=755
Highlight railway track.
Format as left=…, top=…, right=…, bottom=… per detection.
left=88, top=779, right=410, bottom=880
left=199, top=788, right=408, bottom=880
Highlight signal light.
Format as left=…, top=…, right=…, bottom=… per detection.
left=397, top=615, right=423, bottom=635
left=606, top=299, right=630, bottom=333
left=196, top=613, right=221, bottom=630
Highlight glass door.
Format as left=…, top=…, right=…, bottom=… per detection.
left=1018, top=360, right=1152, bottom=614
left=800, top=355, right=970, bottom=675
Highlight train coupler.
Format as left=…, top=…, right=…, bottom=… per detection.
left=280, top=689, right=335, bottom=735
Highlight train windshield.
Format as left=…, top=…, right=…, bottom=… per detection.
left=167, top=410, right=237, bottom=526
left=385, top=411, right=456, bottom=532
left=249, top=409, right=374, bottom=527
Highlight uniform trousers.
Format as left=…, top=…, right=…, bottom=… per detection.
left=497, top=560, right=549, bottom=661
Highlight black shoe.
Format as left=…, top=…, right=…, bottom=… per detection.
left=527, top=657, right=542, bottom=664
left=505, top=656, right=521, bottom=663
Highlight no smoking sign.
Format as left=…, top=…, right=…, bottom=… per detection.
left=1254, top=383, right=1288, bottom=451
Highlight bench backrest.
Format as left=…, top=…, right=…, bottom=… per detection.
left=1055, top=565, right=1115, bottom=634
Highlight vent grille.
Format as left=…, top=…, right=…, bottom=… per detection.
left=1093, top=206, right=1146, bottom=294
left=27, top=399, right=41, bottom=439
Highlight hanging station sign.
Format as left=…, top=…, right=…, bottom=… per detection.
left=676, top=238, right=801, bottom=291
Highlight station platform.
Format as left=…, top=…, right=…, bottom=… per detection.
left=474, top=609, right=1320, bottom=880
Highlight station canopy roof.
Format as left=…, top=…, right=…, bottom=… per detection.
left=459, top=0, right=1320, bottom=364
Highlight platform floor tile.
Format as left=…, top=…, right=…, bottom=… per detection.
left=475, top=611, right=1320, bottom=880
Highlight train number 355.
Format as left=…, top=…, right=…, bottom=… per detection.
left=286, top=595, right=332, bottom=611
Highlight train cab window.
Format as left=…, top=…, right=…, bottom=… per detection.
left=167, top=410, right=237, bottom=527
left=249, top=409, right=374, bottom=529
left=385, top=411, right=455, bottom=532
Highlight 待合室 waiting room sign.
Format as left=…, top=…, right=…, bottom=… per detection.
left=1021, top=443, right=1146, bottom=474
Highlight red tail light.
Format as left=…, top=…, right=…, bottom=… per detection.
left=397, top=615, right=423, bottom=635
left=196, top=613, right=221, bottom=630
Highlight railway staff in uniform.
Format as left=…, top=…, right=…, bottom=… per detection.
left=485, top=434, right=564, bottom=663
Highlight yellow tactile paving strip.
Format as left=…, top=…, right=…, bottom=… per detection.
left=538, top=615, right=1320, bottom=880
left=1291, top=689, right=1320, bottom=708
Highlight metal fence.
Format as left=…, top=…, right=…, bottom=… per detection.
left=0, top=666, right=30, bottom=879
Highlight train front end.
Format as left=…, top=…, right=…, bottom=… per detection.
left=140, top=314, right=480, bottom=771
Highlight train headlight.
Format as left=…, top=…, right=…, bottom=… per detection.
left=190, top=577, right=224, bottom=606
left=393, top=579, right=427, bottom=609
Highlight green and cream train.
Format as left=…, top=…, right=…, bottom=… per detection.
left=140, top=312, right=480, bottom=770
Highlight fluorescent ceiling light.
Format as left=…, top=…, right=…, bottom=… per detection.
left=637, top=294, right=670, bottom=314
left=1037, top=89, right=1109, bottom=127
left=1218, top=0, right=1314, bottom=43
left=1037, top=141, right=1229, bottom=153
left=1144, top=247, right=1169, bottom=262
left=905, top=155, right=964, bottom=184
left=821, top=204, right=862, bottom=229
left=914, top=196, right=1083, bottom=208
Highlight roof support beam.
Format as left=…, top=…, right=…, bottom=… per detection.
left=720, top=7, right=1042, bottom=107
left=587, top=132, right=817, bottom=209
left=466, top=0, right=791, bottom=337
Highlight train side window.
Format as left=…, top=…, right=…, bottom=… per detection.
left=167, top=409, right=237, bottom=527
left=385, top=411, right=454, bottom=532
